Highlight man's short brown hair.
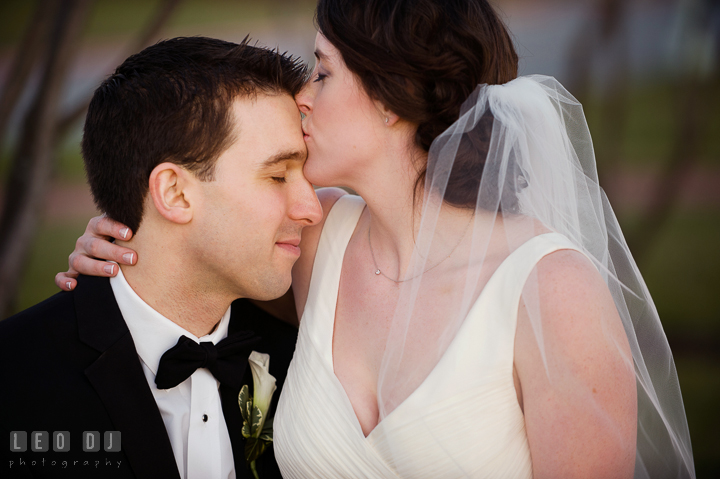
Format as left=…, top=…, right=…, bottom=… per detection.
left=82, top=36, right=307, bottom=232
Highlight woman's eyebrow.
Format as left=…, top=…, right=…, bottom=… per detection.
left=314, top=48, right=329, bottom=62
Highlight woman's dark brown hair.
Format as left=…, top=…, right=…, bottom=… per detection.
left=315, top=0, right=518, bottom=208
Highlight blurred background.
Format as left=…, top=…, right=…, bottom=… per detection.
left=0, top=0, right=718, bottom=474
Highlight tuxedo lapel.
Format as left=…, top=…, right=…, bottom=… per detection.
left=221, top=383, right=249, bottom=478
left=219, top=305, right=256, bottom=479
left=75, top=276, right=181, bottom=479
left=225, top=299, right=298, bottom=479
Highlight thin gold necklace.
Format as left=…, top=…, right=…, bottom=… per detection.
left=368, top=216, right=472, bottom=283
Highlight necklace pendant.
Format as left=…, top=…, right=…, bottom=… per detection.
left=375, top=269, right=381, bottom=275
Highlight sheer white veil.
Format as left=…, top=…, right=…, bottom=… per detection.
left=376, top=75, right=695, bottom=478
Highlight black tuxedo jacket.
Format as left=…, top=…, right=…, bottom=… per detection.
left=0, top=275, right=297, bottom=478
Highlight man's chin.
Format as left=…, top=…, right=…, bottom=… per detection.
left=247, top=275, right=293, bottom=302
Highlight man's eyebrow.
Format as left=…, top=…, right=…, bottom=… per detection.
left=258, top=149, right=305, bottom=169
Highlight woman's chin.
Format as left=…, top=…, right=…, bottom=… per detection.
left=304, top=158, right=338, bottom=187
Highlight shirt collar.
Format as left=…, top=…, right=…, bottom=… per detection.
left=109, top=265, right=231, bottom=376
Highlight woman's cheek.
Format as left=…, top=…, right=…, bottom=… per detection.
left=303, top=153, right=328, bottom=186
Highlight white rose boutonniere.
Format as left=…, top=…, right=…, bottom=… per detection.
left=239, top=351, right=277, bottom=479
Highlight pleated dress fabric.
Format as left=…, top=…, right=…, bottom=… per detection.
left=275, top=195, right=583, bottom=478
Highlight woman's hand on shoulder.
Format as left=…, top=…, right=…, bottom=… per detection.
left=55, top=215, right=138, bottom=291
left=291, top=187, right=347, bottom=319
left=515, top=249, right=637, bottom=479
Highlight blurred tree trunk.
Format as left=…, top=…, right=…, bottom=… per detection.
left=0, top=0, right=59, bottom=142
left=565, top=0, right=716, bottom=265
left=56, top=0, right=182, bottom=139
left=626, top=80, right=702, bottom=264
left=0, top=0, right=182, bottom=318
left=625, top=0, right=719, bottom=263
left=0, top=0, right=92, bottom=318
left=565, top=0, right=629, bottom=187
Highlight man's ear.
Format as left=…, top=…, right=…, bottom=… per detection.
left=148, top=162, right=194, bottom=224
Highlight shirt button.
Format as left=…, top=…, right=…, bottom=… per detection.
left=202, top=414, right=208, bottom=422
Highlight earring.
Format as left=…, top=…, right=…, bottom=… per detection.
left=384, top=117, right=388, bottom=124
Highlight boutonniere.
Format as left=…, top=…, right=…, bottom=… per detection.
left=239, top=351, right=277, bottom=479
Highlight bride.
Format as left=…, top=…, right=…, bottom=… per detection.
left=56, top=0, right=694, bottom=477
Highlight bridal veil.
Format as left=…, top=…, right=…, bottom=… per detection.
left=376, top=75, right=695, bottom=478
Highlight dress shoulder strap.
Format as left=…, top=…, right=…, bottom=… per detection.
left=462, top=232, right=590, bottom=368
left=300, top=195, right=365, bottom=343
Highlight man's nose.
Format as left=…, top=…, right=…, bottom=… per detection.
left=290, top=179, right=322, bottom=226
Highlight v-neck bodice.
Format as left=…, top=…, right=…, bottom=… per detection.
left=275, top=195, right=582, bottom=478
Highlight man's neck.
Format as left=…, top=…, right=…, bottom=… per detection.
left=117, top=235, right=233, bottom=338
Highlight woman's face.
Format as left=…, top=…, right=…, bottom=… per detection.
left=296, top=32, right=387, bottom=188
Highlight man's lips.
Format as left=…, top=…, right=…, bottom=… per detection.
left=276, top=238, right=301, bottom=255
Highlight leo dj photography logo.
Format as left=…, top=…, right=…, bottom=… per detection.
left=9, top=431, right=122, bottom=471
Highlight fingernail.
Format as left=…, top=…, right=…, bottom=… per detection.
left=120, top=227, right=129, bottom=239
left=66, top=282, right=73, bottom=290
left=123, top=252, right=134, bottom=264
left=104, top=264, right=115, bottom=275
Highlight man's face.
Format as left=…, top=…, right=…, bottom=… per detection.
left=189, top=93, right=322, bottom=300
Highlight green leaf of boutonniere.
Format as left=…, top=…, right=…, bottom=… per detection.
left=245, top=436, right=270, bottom=463
left=251, top=405, right=263, bottom=432
left=242, top=421, right=252, bottom=439
left=240, top=351, right=277, bottom=479
left=239, top=385, right=250, bottom=422
left=260, top=416, right=274, bottom=441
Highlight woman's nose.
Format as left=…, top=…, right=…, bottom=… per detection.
left=295, top=82, right=313, bottom=116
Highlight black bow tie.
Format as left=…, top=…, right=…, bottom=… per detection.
left=155, top=331, right=260, bottom=390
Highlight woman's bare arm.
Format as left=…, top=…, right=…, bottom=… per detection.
left=515, top=249, right=637, bottom=479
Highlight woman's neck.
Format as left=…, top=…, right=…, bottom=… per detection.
left=348, top=142, right=424, bottom=273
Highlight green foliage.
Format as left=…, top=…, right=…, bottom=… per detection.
left=584, top=82, right=720, bottom=167
left=674, top=356, right=720, bottom=477
left=245, top=435, right=270, bottom=464
left=11, top=219, right=90, bottom=315
left=237, top=382, right=273, bottom=476
left=635, top=208, right=720, bottom=336
left=0, top=0, right=316, bottom=47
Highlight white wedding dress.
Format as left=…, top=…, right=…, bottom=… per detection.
left=275, top=195, right=586, bottom=478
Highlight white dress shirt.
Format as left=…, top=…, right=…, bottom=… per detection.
left=110, top=267, right=235, bottom=479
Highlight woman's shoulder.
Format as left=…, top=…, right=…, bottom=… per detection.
left=534, top=246, right=608, bottom=315
left=292, top=187, right=349, bottom=319
left=515, top=238, right=630, bottom=390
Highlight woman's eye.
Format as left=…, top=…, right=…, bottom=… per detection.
left=313, top=73, right=327, bottom=83
left=271, top=176, right=287, bottom=184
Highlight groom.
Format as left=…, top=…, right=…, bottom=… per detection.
left=0, top=37, right=320, bottom=478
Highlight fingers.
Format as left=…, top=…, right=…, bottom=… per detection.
left=88, top=214, right=133, bottom=241
left=55, top=271, right=79, bottom=291
left=69, top=251, right=123, bottom=278
left=77, top=234, right=137, bottom=266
